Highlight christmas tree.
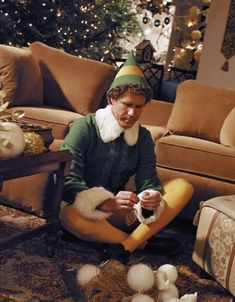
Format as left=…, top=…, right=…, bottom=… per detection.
left=0, top=0, right=141, bottom=62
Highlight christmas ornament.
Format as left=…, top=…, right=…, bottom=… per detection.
left=158, top=264, right=178, bottom=284
left=155, top=270, right=170, bottom=290
left=158, top=283, right=179, bottom=301
left=191, top=30, right=202, bottom=41
left=194, top=47, right=202, bottom=63
left=23, top=132, right=46, bottom=155
left=131, top=293, right=155, bottom=302
left=0, top=122, right=25, bottom=159
left=165, top=298, right=179, bottom=302
left=156, top=264, right=179, bottom=301
left=79, top=260, right=130, bottom=301
left=189, top=6, right=200, bottom=18
left=180, top=293, right=198, bottom=301
left=127, top=263, right=155, bottom=292
left=156, top=264, right=198, bottom=302
left=100, top=258, right=127, bottom=285
left=77, top=261, right=198, bottom=301
left=76, top=264, right=101, bottom=287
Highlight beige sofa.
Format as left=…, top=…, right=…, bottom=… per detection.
left=0, top=42, right=235, bottom=219
left=140, top=80, right=235, bottom=218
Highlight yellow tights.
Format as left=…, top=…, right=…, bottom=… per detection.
left=60, top=178, right=194, bottom=253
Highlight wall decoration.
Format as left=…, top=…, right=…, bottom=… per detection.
left=122, top=1, right=175, bottom=65
left=221, top=0, right=235, bottom=71
left=135, top=39, right=155, bottom=62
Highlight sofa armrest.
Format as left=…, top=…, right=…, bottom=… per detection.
left=140, top=99, right=173, bottom=127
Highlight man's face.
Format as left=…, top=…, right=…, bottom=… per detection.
left=110, top=91, right=146, bottom=129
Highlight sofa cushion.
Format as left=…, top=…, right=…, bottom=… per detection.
left=167, top=80, right=235, bottom=143
left=220, top=107, right=235, bottom=148
left=156, top=135, right=235, bottom=182
left=29, top=42, right=115, bottom=115
left=0, top=44, right=43, bottom=107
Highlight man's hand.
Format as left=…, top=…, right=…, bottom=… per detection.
left=97, top=191, right=139, bottom=213
left=140, top=191, right=162, bottom=211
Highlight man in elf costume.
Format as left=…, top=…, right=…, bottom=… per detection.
left=60, top=52, right=194, bottom=261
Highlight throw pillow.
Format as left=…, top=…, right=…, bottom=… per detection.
left=220, top=107, right=235, bottom=148
left=0, top=44, right=43, bottom=107
left=29, top=42, right=116, bottom=115
left=167, top=80, right=235, bottom=143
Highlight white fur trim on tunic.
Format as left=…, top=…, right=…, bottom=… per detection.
left=95, top=105, right=139, bottom=146
left=134, top=190, right=165, bottom=224
left=72, top=187, right=114, bottom=220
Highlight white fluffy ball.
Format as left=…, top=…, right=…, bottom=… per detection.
left=131, top=294, right=155, bottom=302
left=76, top=264, right=100, bottom=287
left=127, top=263, right=155, bottom=292
left=158, top=264, right=178, bottom=284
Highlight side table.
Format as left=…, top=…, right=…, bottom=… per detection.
left=0, top=150, right=73, bottom=256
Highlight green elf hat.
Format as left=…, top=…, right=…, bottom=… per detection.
left=108, top=51, right=150, bottom=93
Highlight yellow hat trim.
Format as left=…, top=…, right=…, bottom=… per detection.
left=115, top=66, right=144, bottom=78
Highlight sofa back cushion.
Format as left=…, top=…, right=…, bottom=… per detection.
left=0, top=44, right=43, bottom=107
left=29, top=42, right=115, bottom=115
left=167, top=80, right=235, bottom=143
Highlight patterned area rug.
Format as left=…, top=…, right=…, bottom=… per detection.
left=0, top=204, right=234, bottom=302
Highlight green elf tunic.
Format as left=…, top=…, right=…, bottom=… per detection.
left=61, top=105, right=164, bottom=225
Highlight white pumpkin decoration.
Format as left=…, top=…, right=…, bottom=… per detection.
left=0, top=122, right=25, bottom=159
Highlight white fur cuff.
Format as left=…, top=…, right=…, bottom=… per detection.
left=72, top=187, right=114, bottom=220
left=134, top=190, right=165, bottom=224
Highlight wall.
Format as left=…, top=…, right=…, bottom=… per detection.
left=165, top=0, right=208, bottom=75
left=197, top=0, right=235, bottom=89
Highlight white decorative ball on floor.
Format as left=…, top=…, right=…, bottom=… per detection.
left=76, top=264, right=101, bottom=287
left=0, top=122, right=25, bottom=159
left=180, top=292, right=198, bottom=301
left=127, top=263, right=155, bottom=292
left=131, top=293, right=155, bottom=302
left=159, top=283, right=179, bottom=301
left=163, top=298, right=179, bottom=302
left=158, top=264, right=178, bottom=284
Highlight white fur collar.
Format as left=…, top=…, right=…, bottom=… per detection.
left=95, top=105, right=139, bottom=146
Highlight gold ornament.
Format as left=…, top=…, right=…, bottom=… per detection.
left=185, top=16, right=199, bottom=27
left=191, top=29, right=202, bottom=41
left=23, top=132, right=46, bottom=155
left=189, top=6, right=200, bottom=17
left=194, top=47, right=203, bottom=63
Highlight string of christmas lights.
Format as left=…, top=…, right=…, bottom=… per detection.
left=131, top=0, right=211, bottom=70
left=0, top=0, right=141, bottom=62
